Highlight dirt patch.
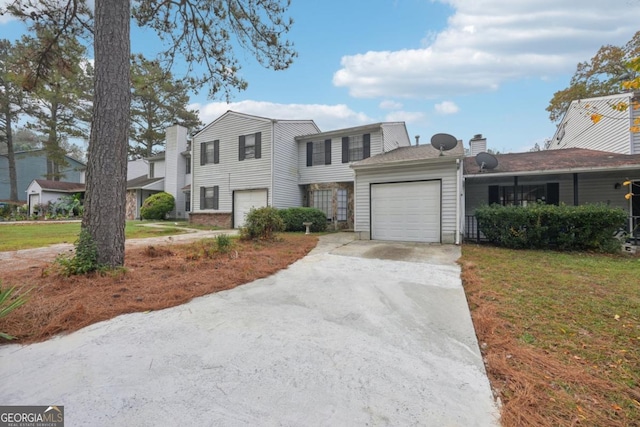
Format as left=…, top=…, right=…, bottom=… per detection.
left=0, top=234, right=317, bottom=344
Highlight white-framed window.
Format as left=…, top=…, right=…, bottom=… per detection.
left=244, top=134, right=256, bottom=159
left=312, top=141, right=325, bottom=165
left=313, top=190, right=332, bottom=220
left=337, top=189, right=347, bottom=221
left=205, top=141, right=215, bottom=163
left=149, top=162, right=155, bottom=178
left=185, top=157, right=191, bottom=174
left=348, top=135, right=363, bottom=162
left=185, top=191, right=191, bottom=212
left=201, top=186, right=218, bottom=210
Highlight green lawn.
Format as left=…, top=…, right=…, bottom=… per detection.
left=461, top=245, right=640, bottom=426
left=0, top=221, right=187, bottom=251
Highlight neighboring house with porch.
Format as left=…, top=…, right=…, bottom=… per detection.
left=188, top=110, right=413, bottom=229
left=0, top=149, right=85, bottom=202
left=463, top=148, right=640, bottom=241
left=548, top=92, right=640, bottom=154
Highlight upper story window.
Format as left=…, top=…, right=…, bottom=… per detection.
left=239, top=132, right=262, bottom=161
left=349, top=135, right=363, bottom=161
left=306, top=139, right=331, bottom=166
left=149, top=162, right=155, bottom=178
left=244, top=134, right=256, bottom=159
left=185, top=156, right=191, bottom=174
left=342, top=133, right=370, bottom=163
left=200, top=140, right=219, bottom=165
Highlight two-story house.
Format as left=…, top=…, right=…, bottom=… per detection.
left=548, top=91, right=640, bottom=154
left=189, top=111, right=320, bottom=228
left=125, top=125, right=192, bottom=220
left=188, top=111, right=413, bottom=230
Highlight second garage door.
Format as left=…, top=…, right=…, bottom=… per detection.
left=234, top=189, right=268, bottom=228
left=371, top=180, right=441, bottom=242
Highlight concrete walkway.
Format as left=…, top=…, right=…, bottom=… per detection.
left=0, top=234, right=500, bottom=426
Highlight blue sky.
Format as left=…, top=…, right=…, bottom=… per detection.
left=2, top=0, right=640, bottom=153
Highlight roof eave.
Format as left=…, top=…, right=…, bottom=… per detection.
left=352, top=155, right=461, bottom=170
left=295, top=122, right=388, bottom=141
left=464, top=164, right=640, bottom=178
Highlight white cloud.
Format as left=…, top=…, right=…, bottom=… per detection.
left=379, top=100, right=403, bottom=110
left=384, top=110, right=426, bottom=124
left=435, top=101, right=459, bottom=115
left=333, top=0, right=640, bottom=98
left=189, top=100, right=374, bottom=131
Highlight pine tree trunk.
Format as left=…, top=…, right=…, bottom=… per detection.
left=82, top=0, right=130, bottom=267
left=3, top=106, right=18, bottom=202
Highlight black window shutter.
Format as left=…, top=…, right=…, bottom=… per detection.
left=488, top=185, right=500, bottom=205
left=325, top=139, right=332, bottom=165
left=306, top=142, right=313, bottom=167
left=546, top=183, right=560, bottom=205
left=363, top=133, right=371, bottom=159
left=255, top=132, right=261, bottom=159
left=213, top=140, right=219, bottom=164
left=342, top=137, right=349, bottom=163
left=200, top=142, right=206, bottom=165
left=200, top=187, right=205, bottom=209
left=213, top=186, right=219, bottom=210
left=239, top=135, right=245, bottom=161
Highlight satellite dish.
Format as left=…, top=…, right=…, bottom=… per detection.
left=475, top=152, right=499, bottom=171
left=430, top=133, right=458, bottom=156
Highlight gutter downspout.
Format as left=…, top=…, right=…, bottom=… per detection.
left=271, top=120, right=275, bottom=207
left=455, top=158, right=461, bottom=245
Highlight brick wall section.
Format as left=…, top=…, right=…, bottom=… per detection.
left=189, top=212, right=232, bottom=228
left=125, top=191, right=137, bottom=220
left=306, top=182, right=354, bottom=230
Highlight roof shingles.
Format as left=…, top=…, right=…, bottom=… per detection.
left=464, top=148, right=640, bottom=176
left=353, top=141, right=464, bottom=167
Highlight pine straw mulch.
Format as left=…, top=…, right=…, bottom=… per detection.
left=460, top=258, right=640, bottom=427
left=0, top=234, right=317, bottom=345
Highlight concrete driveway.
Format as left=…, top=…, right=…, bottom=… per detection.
left=0, top=234, right=499, bottom=426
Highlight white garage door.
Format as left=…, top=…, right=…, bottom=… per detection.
left=234, top=189, right=268, bottom=228
left=371, top=181, right=441, bottom=242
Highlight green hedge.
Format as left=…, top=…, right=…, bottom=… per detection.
left=240, top=206, right=284, bottom=240
left=475, top=203, right=627, bottom=252
left=140, top=192, right=175, bottom=220
left=278, top=207, right=327, bottom=232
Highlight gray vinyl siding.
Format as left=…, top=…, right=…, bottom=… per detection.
left=380, top=122, right=412, bottom=152
left=272, top=121, right=320, bottom=208
left=355, top=161, right=459, bottom=243
left=192, top=113, right=273, bottom=212
left=551, top=93, right=632, bottom=154
left=298, top=130, right=384, bottom=185
left=465, top=171, right=638, bottom=216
